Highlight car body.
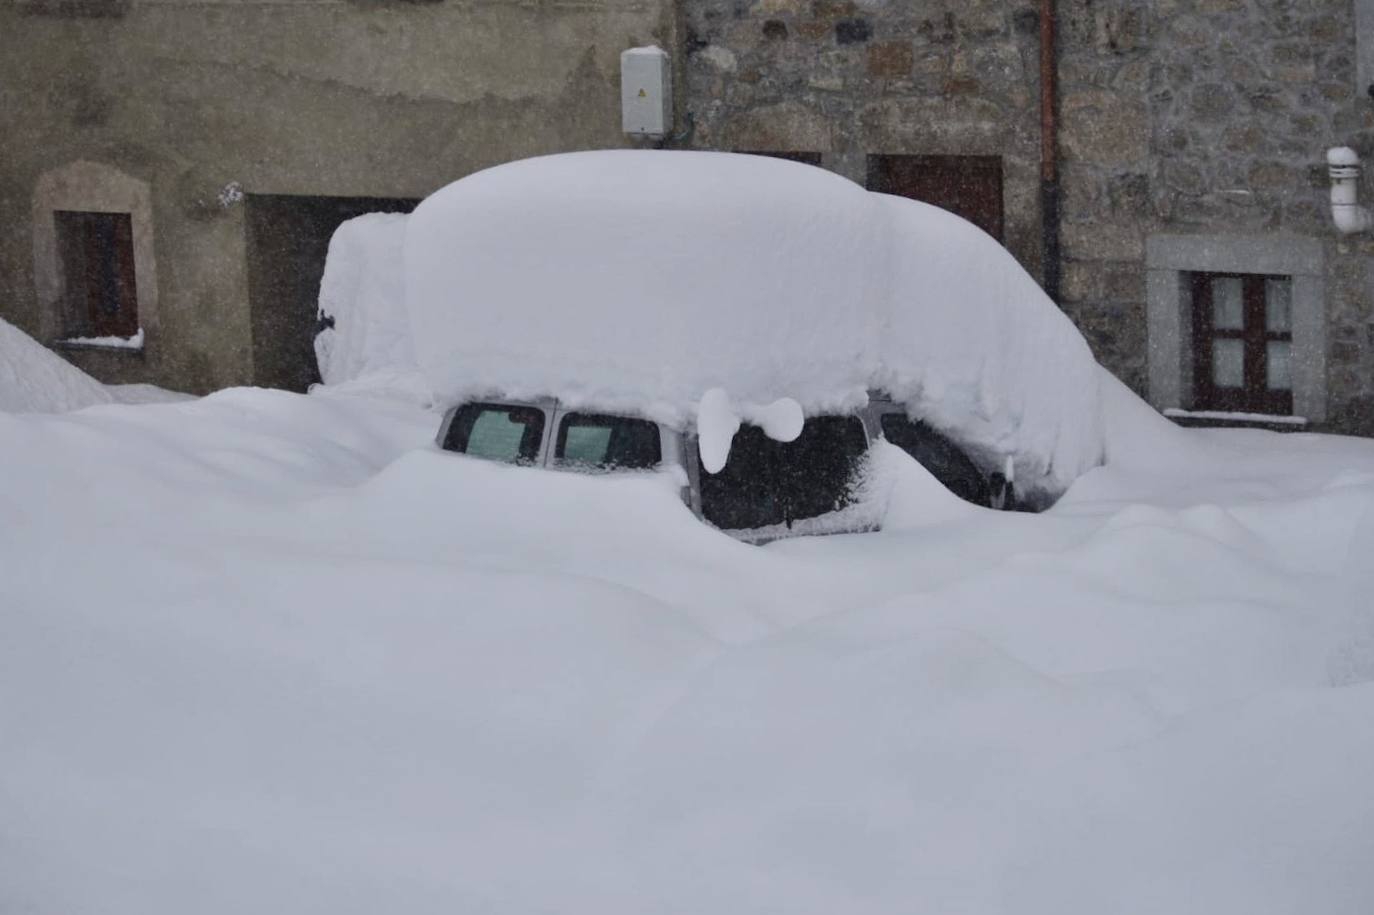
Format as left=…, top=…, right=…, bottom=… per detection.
left=436, top=392, right=1015, bottom=542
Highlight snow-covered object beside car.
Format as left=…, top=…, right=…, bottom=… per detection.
left=874, top=194, right=1104, bottom=492
left=404, top=150, right=1104, bottom=500
left=0, top=317, right=113, bottom=413
left=315, top=213, right=417, bottom=387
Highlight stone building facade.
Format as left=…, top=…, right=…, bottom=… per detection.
left=678, top=0, right=1374, bottom=433
left=2, top=0, right=1372, bottom=434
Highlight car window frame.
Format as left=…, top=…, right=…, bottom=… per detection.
left=436, top=399, right=555, bottom=466
left=693, top=412, right=873, bottom=535
left=861, top=395, right=996, bottom=508
left=550, top=409, right=665, bottom=471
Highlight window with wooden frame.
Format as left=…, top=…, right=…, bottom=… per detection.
left=55, top=210, right=139, bottom=339
left=1190, top=272, right=1293, bottom=415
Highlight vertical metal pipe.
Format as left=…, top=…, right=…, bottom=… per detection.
left=1039, top=0, right=1062, bottom=304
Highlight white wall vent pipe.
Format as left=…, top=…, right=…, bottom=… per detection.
left=1328, top=147, right=1373, bottom=235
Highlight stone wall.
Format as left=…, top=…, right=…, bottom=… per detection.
left=683, top=0, right=1374, bottom=432
left=0, top=0, right=673, bottom=392
left=1057, top=0, right=1374, bottom=429
left=3, top=0, right=1371, bottom=430
left=680, top=0, right=1048, bottom=277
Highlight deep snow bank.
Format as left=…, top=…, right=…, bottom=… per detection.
left=4, top=388, right=1374, bottom=915
left=0, top=316, right=112, bottom=413
left=876, top=195, right=1103, bottom=491
left=404, top=150, right=1103, bottom=498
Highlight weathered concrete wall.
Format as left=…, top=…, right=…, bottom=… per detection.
left=0, top=0, right=673, bottom=392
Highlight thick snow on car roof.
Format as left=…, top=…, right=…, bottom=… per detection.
left=403, top=150, right=1104, bottom=498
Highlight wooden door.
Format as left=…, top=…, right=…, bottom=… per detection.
left=866, top=155, right=1004, bottom=241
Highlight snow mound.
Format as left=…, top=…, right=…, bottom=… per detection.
left=315, top=213, right=419, bottom=387
left=0, top=317, right=113, bottom=413
left=404, top=150, right=1103, bottom=500
left=406, top=150, right=881, bottom=421
left=876, top=195, right=1104, bottom=493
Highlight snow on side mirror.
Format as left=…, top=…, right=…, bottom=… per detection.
left=697, top=388, right=741, bottom=474
left=748, top=397, right=804, bottom=443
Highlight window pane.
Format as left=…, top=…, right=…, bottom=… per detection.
left=555, top=413, right=661, bottom=469
left=468, top=411, right=537, bottom=461
left=442, top=403, right=545, bottom=464
left=56, top=210, right=139, bottom=339
left=1211, top=276, right=1244, bottom=330
left=699, top=417, right=868, bottom=531
left=563, top=425, right=613, bottom=464
left=1265, top=278, right=1292, bottom=332
left=1267, top=340, right=1292, bottom=391
left=1213, top=338, right=1244, bottom=388
left=880, top=413, right=988, bottom=506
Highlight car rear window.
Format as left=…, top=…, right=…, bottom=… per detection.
left=699, top=415, right=869, bottom=531
left=442, top=403, right=546, bottom=464
left=879, top=413, right=988, bottom=505
left=555, top=412, right=662, bottom=470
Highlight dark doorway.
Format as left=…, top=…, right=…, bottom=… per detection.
left=866, top=154, right=1004, bottom=241
left=739, top=150, right=824, bottom=167
left=244, top=194, right=419, bottom=392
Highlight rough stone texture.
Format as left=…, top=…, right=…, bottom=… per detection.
left=0, top=0, right=673, bottom=393
left=3, top=0, right=1373, bottom=432
left=684, top=0, right=1374, bottom=431
left=682, top=0, right=1047, bottom=276
left=1054, top=0, right=1374, bottom=424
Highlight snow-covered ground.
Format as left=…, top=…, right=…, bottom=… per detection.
left=0, top=317, right=190, bottom=411
left=3, top=373, right=1373, bottom=915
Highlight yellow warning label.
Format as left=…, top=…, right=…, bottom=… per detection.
left=638, top=89, right=647, bottom=98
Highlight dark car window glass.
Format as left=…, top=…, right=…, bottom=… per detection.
left=699, top=416, right=868, bottom=531
left=555, top=413, right=662, bottom=469
left=880, top=413, right=989, bottom=506
left=442, top=403, right=545, bottom=464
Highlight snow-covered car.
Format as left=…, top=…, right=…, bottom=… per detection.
left=436, top=390, right=1014, bottom=541
left=317, top=149, right=1105, bottom=532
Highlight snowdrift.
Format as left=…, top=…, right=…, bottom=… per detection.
left=0, top=316, right=113, bottom=413
left=5, top=387, right=1374, bottom=914
left=315, top=213, right=417, bottom=386
left=403, top=151, right=1104, bottom=499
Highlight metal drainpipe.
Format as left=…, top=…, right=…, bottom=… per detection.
left=1039, top=0, right=1062, bottom=304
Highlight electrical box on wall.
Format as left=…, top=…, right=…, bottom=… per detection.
left=621, top=46, right=672, bottom=138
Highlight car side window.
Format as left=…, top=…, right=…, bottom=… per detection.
left=555, top=413, right=662, bottom=469
left=879, top=413, right=989, bottom=506
left=443, top=403, right=545, bottom=464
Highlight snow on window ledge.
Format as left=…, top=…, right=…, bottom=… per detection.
left=1164, top=408, right=1308, bottom=426
left=57, top=328, right=145, bottom=351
